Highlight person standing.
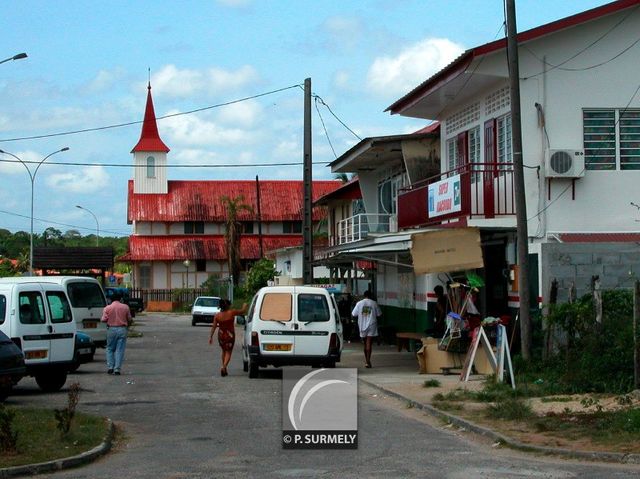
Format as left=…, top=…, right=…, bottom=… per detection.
left=351, top=290, right=382, bottom=368
left=208, top=300, right=248, bottom=376
left=101, top=291, right=132, bottom=375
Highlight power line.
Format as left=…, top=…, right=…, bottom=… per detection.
left=522, top=4, right=640, bottom=80
left=314, top=97, right=337, bottom=158
left=312, top=94, right=362, bottom=141
left=0, top=158, right=332, bottom=168
left=0, top=84, right=302, bottom=143
left=0, top=208, right=131, bottom=236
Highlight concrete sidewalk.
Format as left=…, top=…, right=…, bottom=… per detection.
left=339, top=341, right=640, bottom=464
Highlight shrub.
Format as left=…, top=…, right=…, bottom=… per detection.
left=423, top=379, right=441, bottom=388
left=54, top=382, right=81, bottom=436
left=486, top=397, right=534, bottom=421
left=0, top=404, right=18, bottom=453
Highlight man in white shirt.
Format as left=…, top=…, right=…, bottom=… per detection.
left=351, top=290, right=382, bottom=368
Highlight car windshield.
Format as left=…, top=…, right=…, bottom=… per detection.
left=196, top=297, right=220, bottom=307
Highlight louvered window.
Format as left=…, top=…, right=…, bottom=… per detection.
left=583, top=109, right=640, bottom=170
left=468, top=126, right=481, bottom=182
left=497, top=114, right=512, bottom=171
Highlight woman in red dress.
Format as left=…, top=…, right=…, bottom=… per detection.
left=208, top=300, right=248, bottom=376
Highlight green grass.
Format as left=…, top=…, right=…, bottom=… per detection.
left=0, top=407, right=109, bottom=468
left=485, top=397, right=534, bottom=421
left=423, top=379, right=441, bottom=388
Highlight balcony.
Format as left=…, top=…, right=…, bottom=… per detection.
left=335, top=214, right=397, bottom=245
left=397, top=163, right=515, bottom=229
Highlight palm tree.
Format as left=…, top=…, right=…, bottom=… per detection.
left=221, top=195, right=254, bottom=286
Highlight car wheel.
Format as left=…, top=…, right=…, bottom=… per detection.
left=35, top=370, right=67, bottom=392
left=192, top=319, right=197, bottom=326
left=243, top=359, right=249, bottom=372
left=69, top=362, right=80, bottom=373
left=248, top=358, right=259, bottom=378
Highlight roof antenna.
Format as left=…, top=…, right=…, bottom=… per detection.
left=148, top=67, right=151, bottom=88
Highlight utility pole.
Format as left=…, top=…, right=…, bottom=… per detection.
left=506, top=0, right=532, bottom=360
left=256, top=175, right=263, bottom=258
left=302, top=78, right=313, bottom=284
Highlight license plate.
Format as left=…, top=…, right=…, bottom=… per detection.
left=26, top=350, right=48, bottom=360
left=78, top=348, right=92, bottom=355
left=84, top=321, right=97, bottom=329
left=264, top=343, right=292, bottom=352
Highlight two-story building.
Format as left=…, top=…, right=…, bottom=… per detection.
left=319, top=0, right=640, bottom=335
left=121, top=83, right=340, bottom=289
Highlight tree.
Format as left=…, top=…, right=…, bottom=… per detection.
left=221, top=195, right=254, bottom=286
left=245, top=258, right=278, bottom=295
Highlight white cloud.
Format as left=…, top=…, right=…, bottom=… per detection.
left=216, top=0, right=250, bottom=7
left=150, top=64, right=259, bottom=99
left=333, top=71, right=351, bottom=90
left=215, top=100, right=262, bottom=127
left=162, top=111, right=253, bottom=147
left=82, top=68, right=126, bottom=93
left=46, top=166, right=110, bottom=193
left=366, top=37, right=465, bottom=97
left=322, top=16, right=363, bottom=51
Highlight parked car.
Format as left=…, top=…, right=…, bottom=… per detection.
left=191, top=296, right=221, bottom=326
left=104, top=287, right=144, bottom=317
left=0, top=278, right=76, bottom=392
left=240, top=286, right=343, bottom=378
left=0, top=330, right=25, bottom=402
left=38, top=276, right=107, bottom=347
left=71, top=332, right=96, bottom=372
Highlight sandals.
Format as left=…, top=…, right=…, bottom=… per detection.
left=220, top=367, right=228, bottom=377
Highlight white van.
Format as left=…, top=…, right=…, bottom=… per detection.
left=240, top=286, right=343, bottom=378
left=0, top=278, right=76, bottom=391
left=36, top=276, right=107, bottom=347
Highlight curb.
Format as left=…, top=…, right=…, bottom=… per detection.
left=360, top=378, right=640, bottom=465
left=0, top=418, right=115, bottom=478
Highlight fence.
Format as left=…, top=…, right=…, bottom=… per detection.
left=131, top=288, right=208, bottom=307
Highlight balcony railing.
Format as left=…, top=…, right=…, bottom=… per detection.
left=336, top=213, right=397, bottom=245
left=397, top=163, right=515, bottom=229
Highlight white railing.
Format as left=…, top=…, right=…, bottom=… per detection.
left=337, top=214, right=396, bottom=244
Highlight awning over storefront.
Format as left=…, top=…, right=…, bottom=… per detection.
left=410, top=227, right=484, bottom=274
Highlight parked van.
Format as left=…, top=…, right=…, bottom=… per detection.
left=37, top=276, right=107, bottom=347
left=240, top=286, right=343, bottom=378
left=0, top=278, right=76, bottom=392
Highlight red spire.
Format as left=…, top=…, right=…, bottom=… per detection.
left=131, top=82, right=170, bottom=153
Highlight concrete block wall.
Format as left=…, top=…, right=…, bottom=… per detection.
left=541, top=242, right=640, bottom=303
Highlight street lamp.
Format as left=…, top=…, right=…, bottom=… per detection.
left=183, top=259, right=191, bottom=288
left=75, top=205, right=99, bottom=246
left=0, top=53, right=27, bottom=65
left=0, top=147, right=70, bottom=275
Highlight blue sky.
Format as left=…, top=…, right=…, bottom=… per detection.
left=0, top=0, right=610, bottom=238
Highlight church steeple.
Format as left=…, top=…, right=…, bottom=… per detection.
left=132, top=82, right=169, bottom=194
left=131, top=82, right=170, bottom=153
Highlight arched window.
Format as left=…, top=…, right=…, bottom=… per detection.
left=146, top=156, right=155, bottom=178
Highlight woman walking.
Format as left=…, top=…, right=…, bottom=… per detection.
left=208, top=299, right=248, bottom=376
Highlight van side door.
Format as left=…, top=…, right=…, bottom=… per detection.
left=45, top=290, right=75, bottom=363
left=17, top=288, right=51, bottom=364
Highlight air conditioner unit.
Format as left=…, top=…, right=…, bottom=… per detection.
left=545, top=149, right=585, bottom=178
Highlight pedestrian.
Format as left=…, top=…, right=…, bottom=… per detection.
left=101, top=291, right=132, bottom=375
left=351, top=290, right=382, bottom=368
left=433, top=285, right=448, bottom=338
left=208, top=299, right=248, bottom=377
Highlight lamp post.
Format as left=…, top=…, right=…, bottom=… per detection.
left=75, top=205, right=99, bottom=246
left=0, top=147, right=70, bottom=275
left=0, top=53, right=27, bottom=65
left=183, top=260, right=191, bottom=288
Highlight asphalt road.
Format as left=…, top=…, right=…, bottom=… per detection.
left=5, top=314, right=640, bottom=479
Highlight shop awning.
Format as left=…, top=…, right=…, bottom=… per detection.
left=411, top=228, right=484, bottom=274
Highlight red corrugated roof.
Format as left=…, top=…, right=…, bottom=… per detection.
left=387, top=0, right=640, bottom=115
left=559, top=233, right=640, bottom=243
left=314, top=177, right=361, bottom=205
left=131, top=83, right=170, bottom=153
left=413, top=122, right=441, bottom=134
left=127, top=179, right=341, bottom=223
left=120, top=235, right=304, bottom=262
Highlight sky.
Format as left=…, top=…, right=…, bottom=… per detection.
left=0, top=0, right=612, bottom=239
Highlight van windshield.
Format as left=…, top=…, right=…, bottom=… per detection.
left=67, top=283, right=106, bottom=308
left=298, top=294, right=330, bottom=322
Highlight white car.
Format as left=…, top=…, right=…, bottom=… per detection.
left=239, top=286, right=343, bottom=378
left=191, top=296, right=221, bottom=326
